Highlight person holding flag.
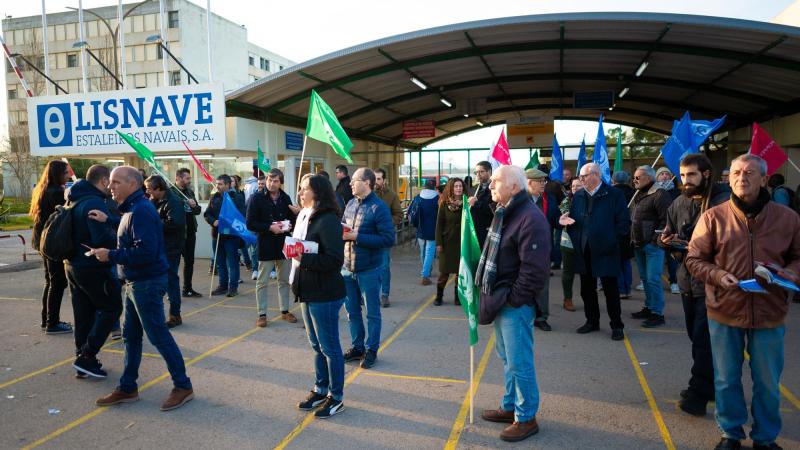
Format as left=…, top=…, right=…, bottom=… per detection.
left=204, top=175, right=249, bottom=297
left=174, top=168, right=203, bottom=298
left=469, top=161, right=495, bottom=248
left=476, top=165, right=550, bottom=443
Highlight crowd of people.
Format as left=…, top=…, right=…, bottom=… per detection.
left=25, top=150, right=799, bottom=447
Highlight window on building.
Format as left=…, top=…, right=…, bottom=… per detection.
left=260, top=57, right=268, bottom=71
left=67, top=53, right=78, bottom=68
left=279, top=65, right=284, bottom=71
left=157, top=44, right=163, bottom=60
left=168, top=11, right=179, bottom=28
left=36, top=56, right=45, bottom=69
left=6, top=60, right=13, bottom=73
left=170, top=71, right=181, bottom=86
left=249, top=56, right=254, bottom=66
left=8, top=88, right=17, bottom=100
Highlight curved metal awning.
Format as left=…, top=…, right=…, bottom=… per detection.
left=225, top=12, right=800, bottom=149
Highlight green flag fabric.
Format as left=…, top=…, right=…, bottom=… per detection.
left=614, top=127, right=623, bottom=173
left=524, top=150, right=540, bottom=170
left=305, top=90, right=354, bottom=163
left=257, top=140, right=271, bottom=173
left=116, top=130, right=162, bottom=172
left=458, top=194, right=481, bottom=346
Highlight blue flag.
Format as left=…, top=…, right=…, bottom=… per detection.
left=549, top=134, right=563, bottom=181
left=672, top=115, right=726, bottom=151
left=661, top=111, right=694, bottom=184
left=219, top=192, right=257, bottom=245
left=592, top=114, right=611, bottom=185
left=576, top=137, right=587, bottom=176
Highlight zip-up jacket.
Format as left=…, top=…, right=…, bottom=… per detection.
left=631, top=183, right=672, bottom=248
left=342, top=192, right=395, bottom=273
left=153, top=189, right=186, bottom=259
left=175, top=185, right=201, bottom=234
left=65, top=179, right=117, bottom=269
left=109, top=190, right=169, bottom=281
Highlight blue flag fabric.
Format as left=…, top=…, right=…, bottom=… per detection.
left=576, top=138, right=587, bottom=176
left=672, top=115, right=726, bottom=151
left=661, top=111, right=694, bottom=184
left=549, top=134, right=564, bottom=181
left=219, top=192, right=258, bottom=245
left=592, top=114, right=611, bottom=185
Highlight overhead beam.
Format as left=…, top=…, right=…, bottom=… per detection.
left=464, top=31, right=521, bottom=118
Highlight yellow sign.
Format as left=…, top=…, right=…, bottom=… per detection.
left=507, top=122, right=554, bottom=136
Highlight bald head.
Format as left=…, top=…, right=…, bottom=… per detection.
left=579, top=162, right=602, bottom=191
left=110, top=166, right=143, bottom=204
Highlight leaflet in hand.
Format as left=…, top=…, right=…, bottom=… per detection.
left=754, top=264, right=800, bottom=292
left=738, top=279, right=768, bottom=293
left=283, top=237, right=319, bottom=259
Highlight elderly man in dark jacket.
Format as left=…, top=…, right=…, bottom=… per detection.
left=477, top=165, right=550, bottom=443
left=560, top=162, right=631, bottom=341
left=145, top=175, right=186, bottom=328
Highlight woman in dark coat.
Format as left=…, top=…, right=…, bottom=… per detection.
left=290, top=174, right=347, bottom=418
left=29, top=159, right=72, bottom=334
left=434, top=177, right=465, bottom=306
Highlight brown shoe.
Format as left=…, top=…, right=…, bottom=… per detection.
left=282, top=312, right=298, bottom=323
left=96, top=389, right=139, bottom=406
left=421, top=277, right=432, bottom=286
left=481, top=408, right=514, bottom=423
left=256, top=316, right=268, bottom=327
left=500, top=418, right=539, bottom=442
left=160, top=387, right=194, bottom=411
left=166, top=315, right=182, bottom=328
left=563, top=298, right=576, bottom=312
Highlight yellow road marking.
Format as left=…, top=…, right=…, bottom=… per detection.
left=635, top=328, right=685, bottom=334
left=273, top=280, right=452, bottom=450
left=420, top=316, right=466, bottom=321
left=219, top=304, right=257, bottom=310
left=361, top=371, right=467, bottom=384
left=744, top=351, right=800, bottom=411
left=0, top=296, right=35, bottom=301
left=101, top=348, right=189, bottom=361
left=444, top=332, right=496, bottom=450
left=624, top=336, right=676, bottom=450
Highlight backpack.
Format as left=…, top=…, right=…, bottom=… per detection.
left=408, top=195, right=421, bottom=227
left=773, top=186, right=798, bottom=214
left=39, top=197, right=88, bottom=261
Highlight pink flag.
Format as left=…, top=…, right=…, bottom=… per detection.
left=750, top=123, right=787, bottom=176
left=182, top=141, right=215, bottom=183
left=487, top=129, right=511, bottom=168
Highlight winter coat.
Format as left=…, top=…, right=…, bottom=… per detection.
left=532, top=192, right=559, bottom=231
left=175, top=185, right=201, bottom=234
left=152, top=190, right=186, bottom=259
left=375, top=186, right=403, bottom=226
left=564, top=183, right=631, bottom=278
left=342, top=192, right=395, bottom=273
left=246, top=189, right=296, bottom=261
left=613, top=184, right=636, bottom=259
left=32, top=185, right=66, bottom=251
left=415, top=189, right=439, bottom=241
left=336, top=177, right=354, bottom=205
left=109, top=190, right=169, bottom=281
left=630, top=183, right=671, bottom=248
left=436, top=200, right=462, bottom=274
left=291, top=211, right=346, bottom=302
left=470, top=182, right=495, bottom=248
left=65, top=179, right=117, bottom=269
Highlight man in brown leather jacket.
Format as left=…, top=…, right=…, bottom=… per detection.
left=686, top=154, right=800, bottom=450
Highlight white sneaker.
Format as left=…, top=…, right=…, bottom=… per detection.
left=270, top=270, right=277, bottom=280
left=635, top=282, right=645, bottom=291
left=670, top=283, right=680, bottom=295
left=251, top=270, right=259, bottom=281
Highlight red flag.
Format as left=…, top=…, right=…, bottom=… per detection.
left=750, top=123, right=787, bottom=176
left=61, top=158, right=77, bottom=181
left=182, top=141, right=214, bottom=183
left=489, top=129, right=512, bottom=167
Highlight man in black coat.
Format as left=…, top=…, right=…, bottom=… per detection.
left=146, top=176, right=186, bottom=327
left=174, top=168, right=202, bottom=298
left=469, top=161, right=496, bottom=249
left=335, top=165, right=354, bottom=208
left=246, top=168, right=298, bottom=327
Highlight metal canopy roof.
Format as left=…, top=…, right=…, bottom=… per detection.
left=225, top=12, right=800, bottom=149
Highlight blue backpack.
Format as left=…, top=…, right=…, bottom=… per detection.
left=408, top=196, right=421, bottom=227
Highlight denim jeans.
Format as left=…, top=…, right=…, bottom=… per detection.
left=708, top=319, right=784, bottom=445
left=166, top=255, right=181, bottom=316
left=379, top=250, right=391, bottom=298
left=66, top=265, right=122, bottom=357
left=343, top=267, right=382, bottom=353
left=494, top=304, right=539, bottom=423
left=216, top=238, right=240, bottom=290
left=119, top=275, right=191, bottom=392
left=301, top=298, right=345, bottom=401
left=248, top=244, right=259, bottom=272
left=618, top=258, right=632, bottom=296
left=634, top=243, right=665, bottom=315
left=417, top=239, right=436, bottom=278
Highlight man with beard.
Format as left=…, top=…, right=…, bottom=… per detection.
left=660, top=154, right=729, bottom=417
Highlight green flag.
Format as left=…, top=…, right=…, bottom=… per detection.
left=116, top=130, right=162, bottom=172
left=306, top=90, right=353, bottom=163
left=614, top=127, right=623, bottom=173
left=524, top=150, right=540, bottom=170
left=257, top=140, right=271, bottom=173
left=458, top=194, right=480, bottom=346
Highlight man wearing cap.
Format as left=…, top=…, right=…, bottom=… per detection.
left=525, top=168, right=559, bottom=331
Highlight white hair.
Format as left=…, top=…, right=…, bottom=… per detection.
left=581, top=162, right=600, bottom=176
left=497, top=165, right=527, bottom=192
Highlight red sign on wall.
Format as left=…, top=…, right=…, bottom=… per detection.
left=402, top=120, right=436, bottom=139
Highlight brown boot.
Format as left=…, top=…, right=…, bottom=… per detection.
left=500, top=418, right=539, bottom=442
left=166, top=314, right=182, bottom=328
left=256, top=316, right=267, bottom=327
left=160, top=387, right=194, bottom=411
left=282, top=312, right=298, bottom=323
left=481, top=408, right=514, bottom=423
left=421, top=277, right=431, bottom=286
left=96, top=389, right=139, bottom=406
left=563, top=298, right=576, bottom=312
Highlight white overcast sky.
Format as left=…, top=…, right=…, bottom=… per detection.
left=1, top=0, right=795, bottom=149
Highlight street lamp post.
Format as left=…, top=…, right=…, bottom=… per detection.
left=72, top=41, right=122, bottom=89
left=146, top=34, right=198, bottom=84
left=10, top=53, right=68, bottom=94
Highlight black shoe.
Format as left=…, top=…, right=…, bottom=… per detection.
left=73, top=356, right=108, bottom=379
left=534, top=320, right=552, bottom=332
left=314, top=397, right=344, bottom=418
left=678, top=394, right=708, bottom=416
left=343, top=347, right=364, bottom=362
left=753, top=443, right=783, bottom=450
left=226, top=289, right=239, bottom=297
left=297, top=391, right=328, bottom=410
left=360, top=350, right=377, bottom=369
left=182, top=289, right=202, bottom=298
left=434, top=297, right=443, bottom=306
left=611, top=328, right=625, bottom=341
left=714, top=438, right=741, bottom=450
left=642, top=315, right=665, bottom=328
left=631, top=307, right=652, bottom=319
left=45, top=322, right=73, bottom=335
left=680, top=389, right=714, bottom=402
left=576, top=323, right=600, bottom=334
left=211, top=286, right=227, bottom=296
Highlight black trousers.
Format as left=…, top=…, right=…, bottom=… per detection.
left=41, top=257, right=68, bottom=327
left=182, top=231, right=196, bottom=291
left=580, top=247, right=624, bottom=330
left=66, top=265, right=122, bottom=357
left=682, top=294, right=715, bottom=401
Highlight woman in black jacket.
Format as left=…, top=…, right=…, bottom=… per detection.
left=29, top=159, right=72, bottom=334
left=290, top=174, right=347, bottom=419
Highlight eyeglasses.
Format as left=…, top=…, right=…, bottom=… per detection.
left=578, top=174, right=592, bottom=180
left=633, top=176, right=647, bottom=180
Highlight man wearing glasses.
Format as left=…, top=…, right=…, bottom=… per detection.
left=469, top=161, right=496, bottom=249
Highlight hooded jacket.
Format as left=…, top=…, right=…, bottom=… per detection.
left=415, top=189, right=439, bottom=241
left=65, top=179, right=117, bottom=269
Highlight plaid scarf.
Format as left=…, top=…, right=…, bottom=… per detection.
left=475, top=191, right=527, bottom=295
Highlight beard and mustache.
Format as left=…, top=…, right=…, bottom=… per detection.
left=682, top=176, right=709, bottom=197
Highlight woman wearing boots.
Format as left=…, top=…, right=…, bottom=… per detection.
left=434, top=178, right=465, bottom=306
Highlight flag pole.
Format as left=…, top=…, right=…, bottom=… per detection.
left=469, top=344, right=474, bottom=424
left=295, top=134, right=309, bottom=198
left=209, top=236, right=220, bottom=297
left=627, top=152, right=664, bottom=208
left=787, top=158, right=800, bottom=175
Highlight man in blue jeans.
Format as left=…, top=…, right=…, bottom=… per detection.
left=91, top=166, right=193, bottom=411
left=687, top=154, right=800, bottom=450
left=630, top=165, right=672, bottom=328
left=204, top=174, right=246, bottom=297
left=342, top=168, right=395, bottom=369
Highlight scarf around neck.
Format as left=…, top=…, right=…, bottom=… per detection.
left=731, top=187, right=770, bottom=218
left=475, top=191, right=528, bottom=295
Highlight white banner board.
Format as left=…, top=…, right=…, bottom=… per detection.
left=28, top=83, right=226, bottom=156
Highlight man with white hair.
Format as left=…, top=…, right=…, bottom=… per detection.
left=477, top=165, right=550, bottom=442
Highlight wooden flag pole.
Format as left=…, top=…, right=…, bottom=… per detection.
left=209, top=235, right=220, bottom=297
left=469, top=344, right=475, bottom=424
